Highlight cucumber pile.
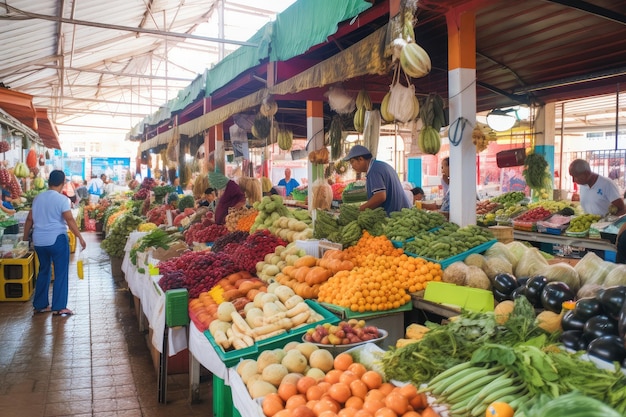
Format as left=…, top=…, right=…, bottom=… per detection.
left=385, top=207, right=447, bottom=242
left=404, top=225, right=494, bottom=260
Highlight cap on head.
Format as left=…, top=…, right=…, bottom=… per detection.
left=343, top=145, right=372, bottom=161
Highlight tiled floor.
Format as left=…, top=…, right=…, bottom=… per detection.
left=0, top=232, right=213, bottom=417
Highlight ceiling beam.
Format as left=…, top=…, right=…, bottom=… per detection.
left=39, top=65, right=195, bottom=82
left=0, top=5, right=258, bottom=47
left=542, top=0, right=626, bottom=25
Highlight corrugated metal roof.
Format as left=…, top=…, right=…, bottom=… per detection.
left=0, top=0, right=296, bottom=141
left=1, top=0, right=626, bottom=145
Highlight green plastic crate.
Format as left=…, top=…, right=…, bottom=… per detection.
left=213, top=374, right=241, bottom=417
left=319, top=300, right=412, bottom=320
left=205, top=330, right=259, bottom=368
left=255, top=299, right=340, bottom=352
left=423, top=281, right=494, bottom=312
left=165, top=288, right=189, bottom=327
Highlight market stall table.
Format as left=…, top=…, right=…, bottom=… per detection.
left=122, top=246, right=188, bottom=403
left=513, top=230, right=616, bottom=254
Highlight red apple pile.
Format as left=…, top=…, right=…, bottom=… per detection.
left=303, top=319, right=381, bottom=345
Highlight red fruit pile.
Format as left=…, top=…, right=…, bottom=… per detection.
left=223, top=230, right=287, bottom=273
left=158, top=251, right=240, bottom=298
left=515, top=207, right=551, bottom=222
left=184, top=223, right=228, bottom=245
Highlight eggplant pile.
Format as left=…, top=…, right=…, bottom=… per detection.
left=560, top=286, right=626, bottom=366
left=492, top=273, right=576, bottom=314
left=492, top=273, right=626, bottom=366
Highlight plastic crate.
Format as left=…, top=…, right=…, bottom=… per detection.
left=423, top=281, right=494, bottom=312
left=0, top=275, right=34, bottom=301
left=212, top=374, right=241, bottom=417
left=165, top=288, right=189, bottom=327
left=1, top=252, right=35, bottom=281
left=255, top=300, right=339, bottom=352
left=205, top=330, right=258, bottom=368
left=565, top=229, right=589, bottom=237
left=319, top=300, right=412, bottom=320
left=405, top=239, right=497, bottom=269
left=295, top=239, right=320, bottom=258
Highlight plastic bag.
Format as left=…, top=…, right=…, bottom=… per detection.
left=76, top=244, right=87, bottom=280
left=515, top=248, right=548, bottom=277
left=387, top=68, right=415, bottom=123
left=311, top=178, right=332, bottom=210
left=485, top=242, right=518, bottom=269
left=506, top=241, right=529, bottom=267
left=574, top=252, right=613, bottom=286
left=363, top=110, right=381, bottom=159
left=325, top=85, right=355, bottom=114
left=603, top=264, right=626, bottom=286
left=540, top=263, right=581, bottom=292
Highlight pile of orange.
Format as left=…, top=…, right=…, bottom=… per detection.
left=262, top=353, right=438, bottom=417
left=237, top=210, right=258, bottom=231
left=317, top=253, right=442, bottom=313
left=342, top=231, right=403, bottom=267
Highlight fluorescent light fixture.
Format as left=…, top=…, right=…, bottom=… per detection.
left=486, top=109, right=516, bottom=131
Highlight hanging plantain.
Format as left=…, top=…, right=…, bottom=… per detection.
left=329, top=114, right=343, bottom=160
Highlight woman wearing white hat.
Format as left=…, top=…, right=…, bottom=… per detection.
left=343, top=145, right=411, bottom=216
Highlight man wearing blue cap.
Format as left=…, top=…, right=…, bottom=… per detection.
left=343, top=145, right=411, bottom=215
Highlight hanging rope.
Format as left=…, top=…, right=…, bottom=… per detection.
left=448, top=117, right=470, bottom=147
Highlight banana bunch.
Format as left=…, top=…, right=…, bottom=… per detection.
left=472, top=124, right=497, bottom=153
left=425, top=361, right=531, bottom=417
left=353, top=89, right=372, bottom=133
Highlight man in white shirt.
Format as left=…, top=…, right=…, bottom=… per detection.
left=569, top=159, right=625, bottom=216
left=87, top=174, right=104, bottom=203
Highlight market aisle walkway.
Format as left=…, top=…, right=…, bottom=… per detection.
left=0, top=232, right=212, bottom=417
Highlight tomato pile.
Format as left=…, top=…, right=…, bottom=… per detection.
left=514, top=207, right=551, bottom=222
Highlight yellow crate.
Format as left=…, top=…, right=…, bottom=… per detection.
left=0, top=275, right=34, bottom=301
left=1, top=252, right=34, bottom=282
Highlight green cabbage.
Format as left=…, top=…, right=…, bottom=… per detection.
left=485, top=242, right=517, bottom=269
left=540, top=263, right=581, bottom=292
left=574, top=252, right=614, bottom=286
left=515, top=247, right=548, bottom=277
left=603, top=264, right=626, bottom=286
left=506, top=241, right=530, bottom=267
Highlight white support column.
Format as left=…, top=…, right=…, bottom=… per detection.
left=447, top=9, right=477, bottom=227
left=306, top=101, right=324, bottom=210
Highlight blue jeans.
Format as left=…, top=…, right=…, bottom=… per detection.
left=33, top=234, right=70, bottom=311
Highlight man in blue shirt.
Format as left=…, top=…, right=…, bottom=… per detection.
left=344, top=145, right=411, bottom=215
left=277, top=168, right=299, bottom=196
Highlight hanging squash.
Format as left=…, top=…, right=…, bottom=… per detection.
left=259, top=96, right=278, bottom=117
left=26, top=147, right=37, bottom=169
left=39, top=153, right=45, bottom=166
